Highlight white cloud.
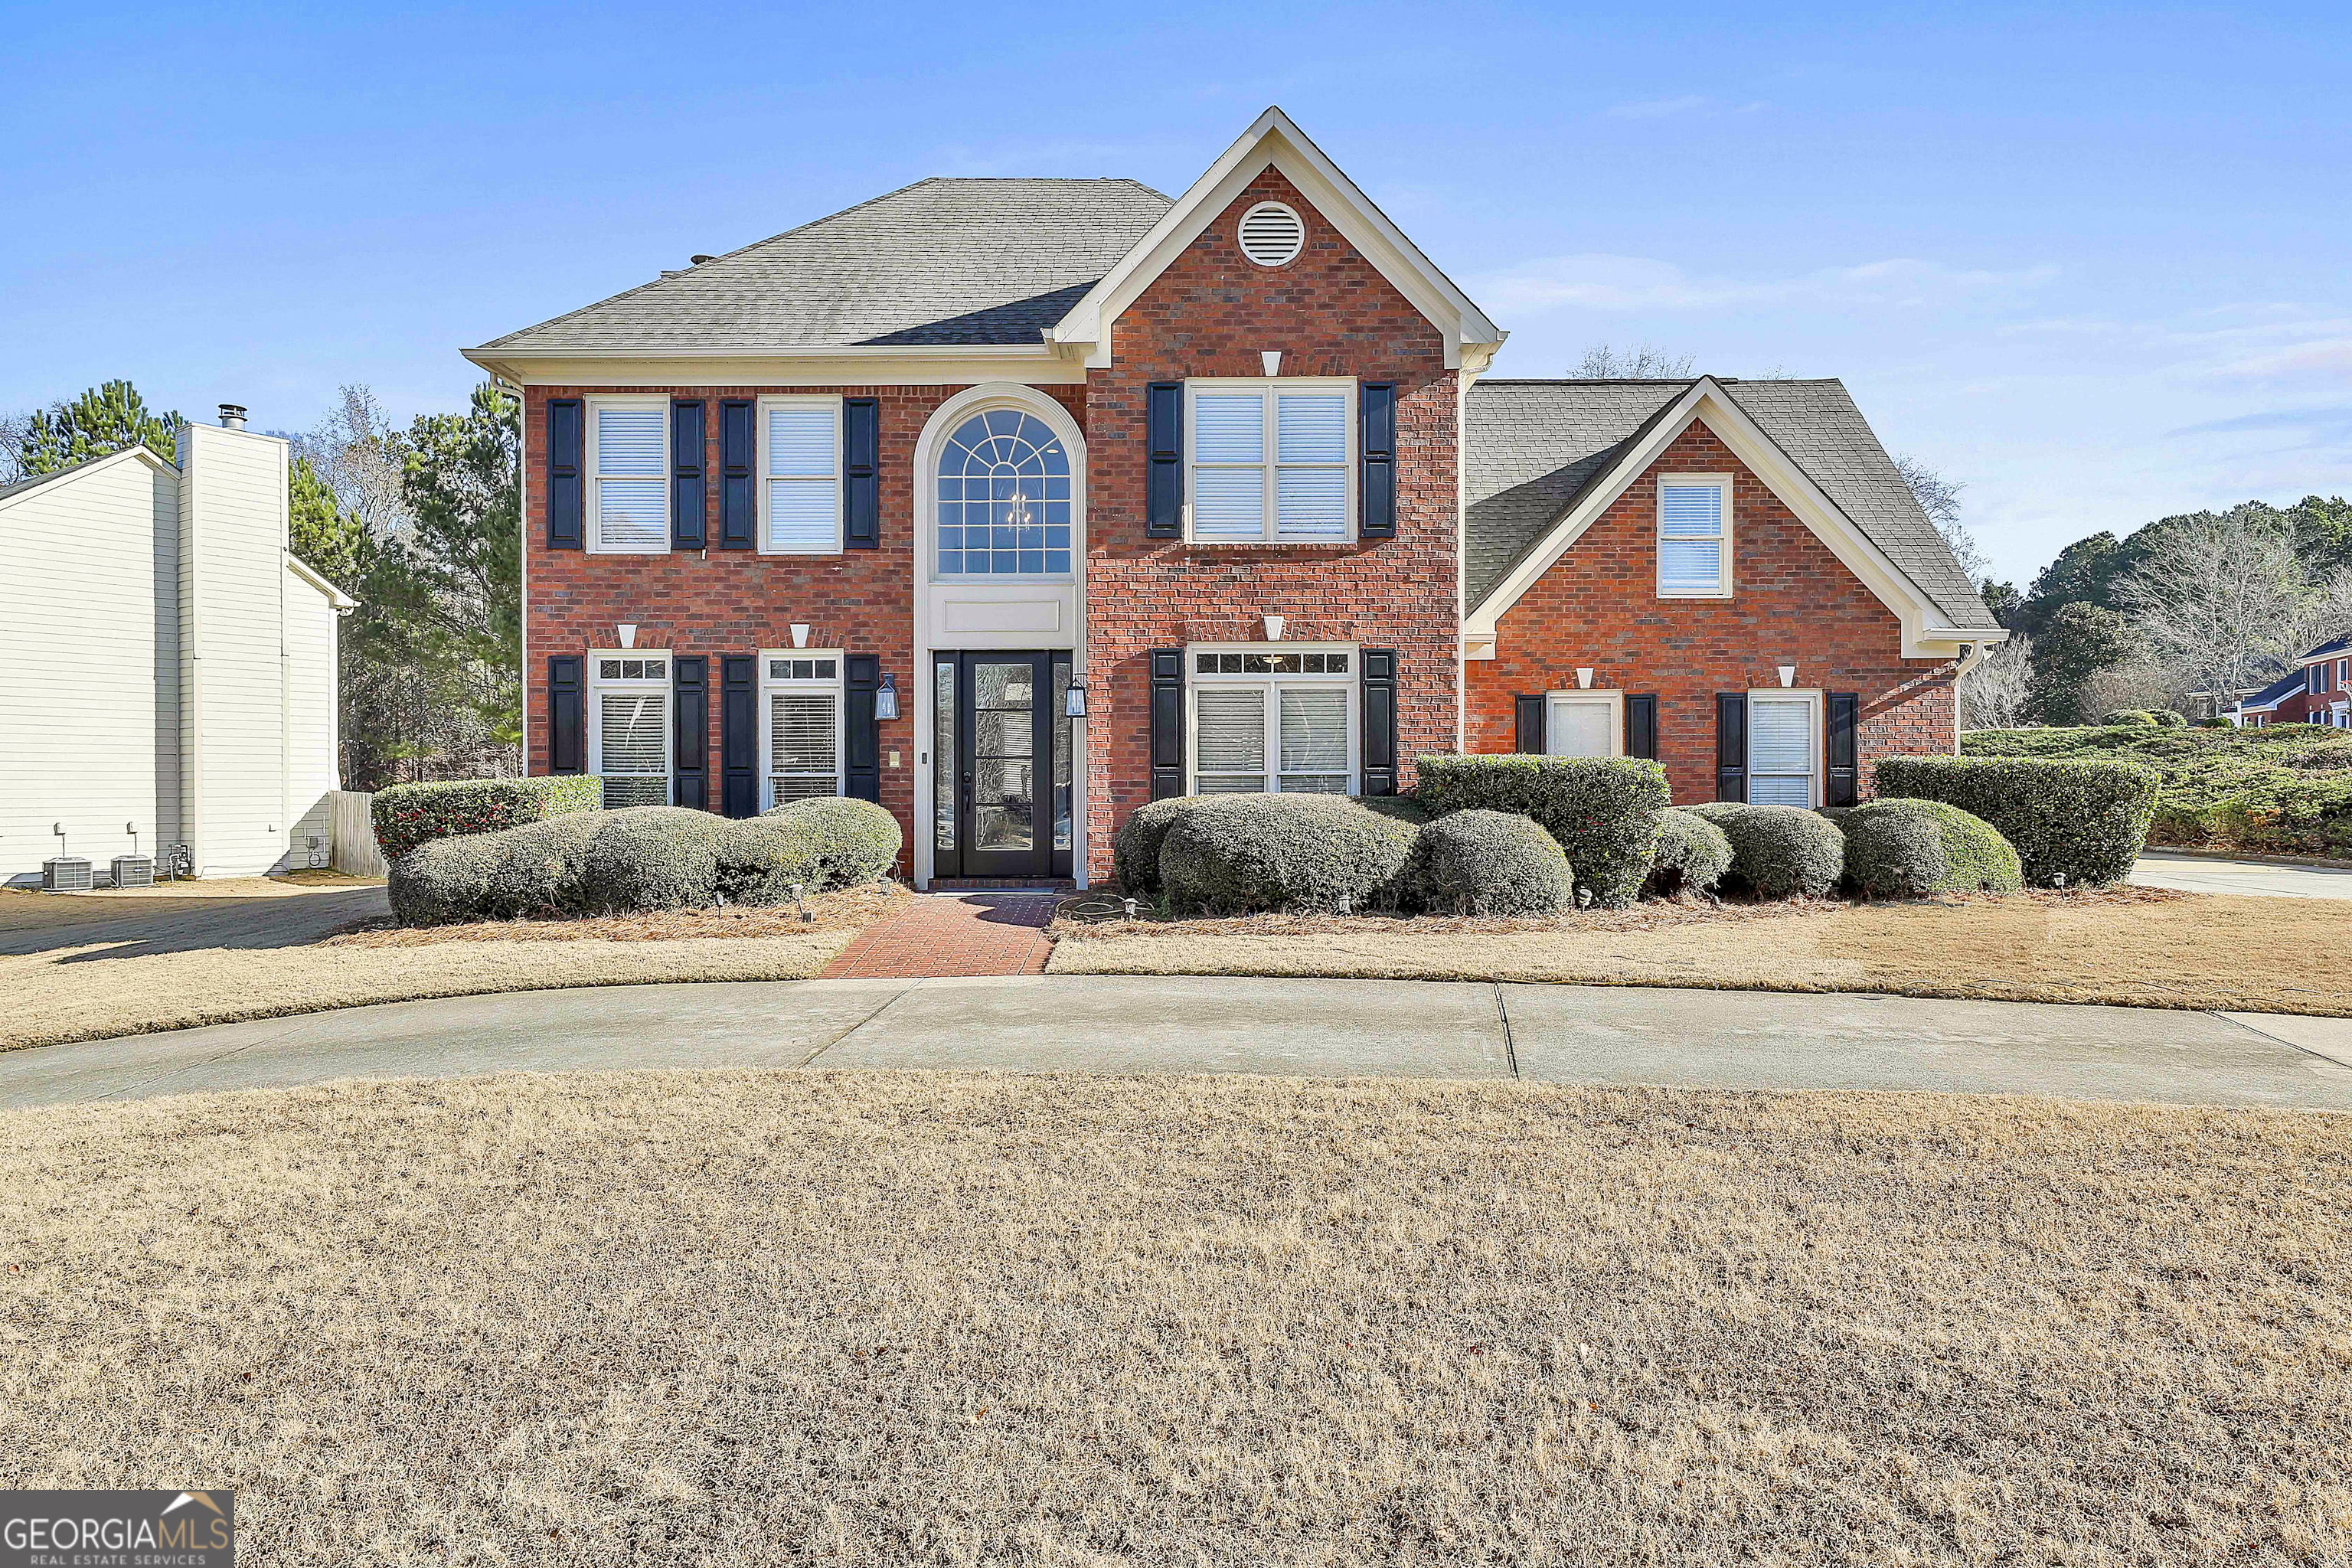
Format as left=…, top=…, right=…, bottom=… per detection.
left=1473, top=253, right=2060, bottom=314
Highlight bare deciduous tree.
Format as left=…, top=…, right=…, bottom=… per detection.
left=2118, top=511, right=2307, bottom=701
left=1576, top=344, right=1694, bottom=378
left=1893, top=453, right=1988, bottom=585
left=292, top=384, right=412, bottom=538
left=1961, top=633, right=2032, bottom=729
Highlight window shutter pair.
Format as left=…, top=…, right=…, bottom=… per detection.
left=1715, top=691, right=1858, bottom=802
left=672, top=657, right=709, bottom=809
left=1143, top=381, right=1397, bottom=540
left=1360, top=649, right=1398, bottom=795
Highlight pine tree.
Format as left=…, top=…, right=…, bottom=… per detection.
left=20, top=380, right=184, bottom=474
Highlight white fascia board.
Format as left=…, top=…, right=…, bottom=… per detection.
left=462, top=345, right=1083, bottom=387
left=1050, top=106, right=1505, bottom=371
left=285, top=551, right=358, bottom=612
left=0, top=443, right=177, bottom=517
left=1464, top=378, right=2003, bottom=661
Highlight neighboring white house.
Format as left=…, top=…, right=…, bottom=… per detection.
left=0, top=410, right=354, bottom=884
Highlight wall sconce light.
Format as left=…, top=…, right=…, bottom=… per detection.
left=1260, top=350, right=1282, bottom=377
left=790, top=624, right=811, bottom=648
left=1065, top=675, right=1089, bottom=718
left=617, top=622, right=637, bottom=649
left=1576, top=668, right=1595, bottom=689
left=1263, top=614, right=1285, bottom=641
left=1778, top=665, right=1798, bottom=688
left=875, top=672, right=900, bottom=721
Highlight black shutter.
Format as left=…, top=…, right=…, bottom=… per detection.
left=843, top=398, right=880, bottom=550
left=721, top=655, right=757, bottom=817
left=1514, top=694, right=1547, bottom=753
left=718, top=400, right=756, bottom=549
left=1145, top=382, right=1183, bottom=538
left=547, top=400, right=583, bottom=550
left=844, top=654, right=880, bottom=803
left=1625, top=694, right=1659, bottom=760
left=547, top=655, right=584, bottom=773
left=1715, top=692, right=1748, bottom=802
left=1359, top=381, right=1396, bottom=540
left=1360, top=648, right=1398, bottom=796
left=672, top=656, right=708, bottom=810
left=1826, top=691, right=1860, bottom=807
left=670, top=400, right=707, bottom=550
left=1150, top=648, right=1184, bottom=798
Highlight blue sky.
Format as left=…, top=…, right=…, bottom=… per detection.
left=4, top=2, right=2346, bottom=588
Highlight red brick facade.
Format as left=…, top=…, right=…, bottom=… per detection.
left=1079, top=168, right=1459, bottom=880
left=1463, top=420, right=1957, bottom=804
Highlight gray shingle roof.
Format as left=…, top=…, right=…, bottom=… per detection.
left=474, top=178, right=1171, bottom=354
left=2236, top=668, right=2311, bottom=711
left=1465, top=377, right=2001, bottom=631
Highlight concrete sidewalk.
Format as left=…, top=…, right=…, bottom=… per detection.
left=4, top=975, right=2347, bottom=1112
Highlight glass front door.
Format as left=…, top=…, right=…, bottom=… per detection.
left=933, top=651, right=1073, bottom=880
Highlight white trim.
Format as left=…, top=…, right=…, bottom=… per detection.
left=929, top=399, right=1080, bottom=583
left=284, top=552, right=358, bottom=612
left=1655, top=473, right=1732, bottom=599
left=584, top=394, right=670, bottom=554
left=1463, top=377, right=2006, bottom=661
left=757, top=649, right=847, bottom=809
left=1047, top=107, right=1504, bottom=371
left=464, top=348, right=1085, bottom=390
left=0, top=442, right=177, bottom=517
left=1544, top=689, right=1623, bottom=758
left=1184, top=642, right=1359, bottom=795
left=1183, top=377, right=1357, bottom=544
left=586, top=648, right=675, bottom=806
left=755, top=394, right=844, bottom=555
left=1746, top=687, right=1824, bottom=808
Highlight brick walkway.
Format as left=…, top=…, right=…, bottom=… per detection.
left=818, top=893, right=1060, bottom=978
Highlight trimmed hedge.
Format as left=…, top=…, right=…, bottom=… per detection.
left=1400, top=809, right=1573, bottom=916
left=1876, top=754, right=2157, bottom=887
left=1112, top=797, right=1198, bottom=897
left=1158, top=794, right=1419, bottom=916
left=373, top=776, right=603, bottom=861
left=387, top=803, right=900, bottom=926
left=1839, top=799, right=2022, bottom=898
left=1645, top=808, right=1735, bottom=898
left=1412, top=755, right=1669, bottom=909
left=2101, top=709, right=2159, bottom=727
left=1683, top=802, right=1846, bottom=899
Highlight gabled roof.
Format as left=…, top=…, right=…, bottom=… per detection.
left=1464, top=377, right=2001, bottom=635
left=471, top=178, right=1171, bottom=356
left=2296, top=635, right=2350, bottom=664
left=2233, top=668, right=2311, bottom=713
left=0, top=443, right=175, bottom=513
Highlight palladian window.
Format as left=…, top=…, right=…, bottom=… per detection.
left=936, top=408, right=1073, bottom=576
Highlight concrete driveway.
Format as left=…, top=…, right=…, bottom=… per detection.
left=2133, top=851, right=2352, bottom=900
left=0, top=878, right=388, bottom=958
left=5, top=975, right=2347, bottom=1112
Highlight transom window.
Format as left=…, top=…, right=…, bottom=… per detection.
left=1658, top=475, right=1730, bottom=597
left=1190, top=646, right=1354, bottom=795
left=762, top=654, right=843, bottom=807
left=590, top=400, right=668, bottom=553
left=1188, top=380, right=1353, bottom=544
left=936, top=408, right=1073, bottom=575
left=590, top=651, right=671, bottom=808
left=1748, top=691, right=1818, bottom=807
left=762, top=397, right=841, bottom=554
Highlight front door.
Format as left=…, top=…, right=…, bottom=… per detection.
left=933, top=651, right=1073, bottom=880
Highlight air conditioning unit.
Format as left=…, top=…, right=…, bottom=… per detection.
left=112, top=854, right=155, bottom=890
left=43, top=857, right=93, bottom=893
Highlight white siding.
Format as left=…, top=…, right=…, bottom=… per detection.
left=0, top=451, right=179, bottom=884
left=181, top=422, right=295, bottom=878
left=282, top=564, right=342, bottom=870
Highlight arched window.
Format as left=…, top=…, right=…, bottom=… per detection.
left=936, top=407, right=1072, bottom=576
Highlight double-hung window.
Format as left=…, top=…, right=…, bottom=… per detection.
left=762, top=655, right=843, bottom=806
left=1190, top=648, right=1354, bottom=794
left=1188, top=380, right=1354, bottom=543
left=760, top=397, right=842, bottom=554
left=590, top=399, right=668, bottom=553
left=1658, top=475, right=1730, bottom=596
left=1747, top=690, right=1818, bottom=807
left=1546, top=691, right=1622, bottom=759
left=590, top=653, right=671, bottom=806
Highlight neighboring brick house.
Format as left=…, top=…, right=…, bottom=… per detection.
left=464, top=107, right=2000, bottom=887
left=2232, top=638, right=2352, bottom=728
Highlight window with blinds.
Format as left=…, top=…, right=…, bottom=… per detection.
left=1189, top=381, right=1353, bottom=543
left=1190, top=648, right=1355, bottom=794
left=1658, top=478, right=1729, bottom=596
left=764, top=657, right=842, bottom=806
left=592, top=402, right=668, bottom=553
left=1747, top=694, right=1816, bottom=806
left=763, top=400, right=841, bottom=554
left=596, top=692, right=670, bottom=807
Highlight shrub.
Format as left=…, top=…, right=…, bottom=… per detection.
left=1412, top=755, right=1669, bottom=909
left=1399, top=809, right=1573, bottom=916
left=1645, top=808, right=1734, bottom=898
left=1158, top=794, right=1419, bottom=916
left=387, top=803, right=900, bottom=926
left=1839, top=799, right=2022, bottom=897
left=1112, top=797, right=1199, bottom=897
left=2150, top=709, right=2187, bottom=727
left=2100, top=710, right=2158, bottom=727
left=372, top=776, right=603, bottom=862
left=1876, top=754, right=2158, bottom=887
left=1682, top=803, right=1845, bottom=899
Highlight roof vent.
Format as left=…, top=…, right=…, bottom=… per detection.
left=690, top=253, right=714, bottom=265
left=1237, top=201, right=1305, bottom=268
left=217, top=403, right=247, bottom=430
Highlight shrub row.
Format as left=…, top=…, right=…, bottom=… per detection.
left=372, top=776, right=604, bottom=862
left=1412, top=755, right=1668, bottom=909
left=1158, top=795, right=1423, bottom=916
left=1876, top=755, right=2156, bottom=887
left=387, top=798, right=900, bottom=926
left=2100, top=709, right=2186, bottom=727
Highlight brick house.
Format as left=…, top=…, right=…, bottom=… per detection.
left=464, top=108, right=2001, bottom=887
left=2232, top=638, right=2352, bottom=728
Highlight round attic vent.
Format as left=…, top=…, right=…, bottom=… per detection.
left=1236, top=201, right=1305, bottom=267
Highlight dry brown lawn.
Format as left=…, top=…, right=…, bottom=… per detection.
left=323, top=881, right=906, bottom=946
left=2, top=1071, right=2345, bottom=1563
left=1053, top=890, right=2352, bottom=1017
